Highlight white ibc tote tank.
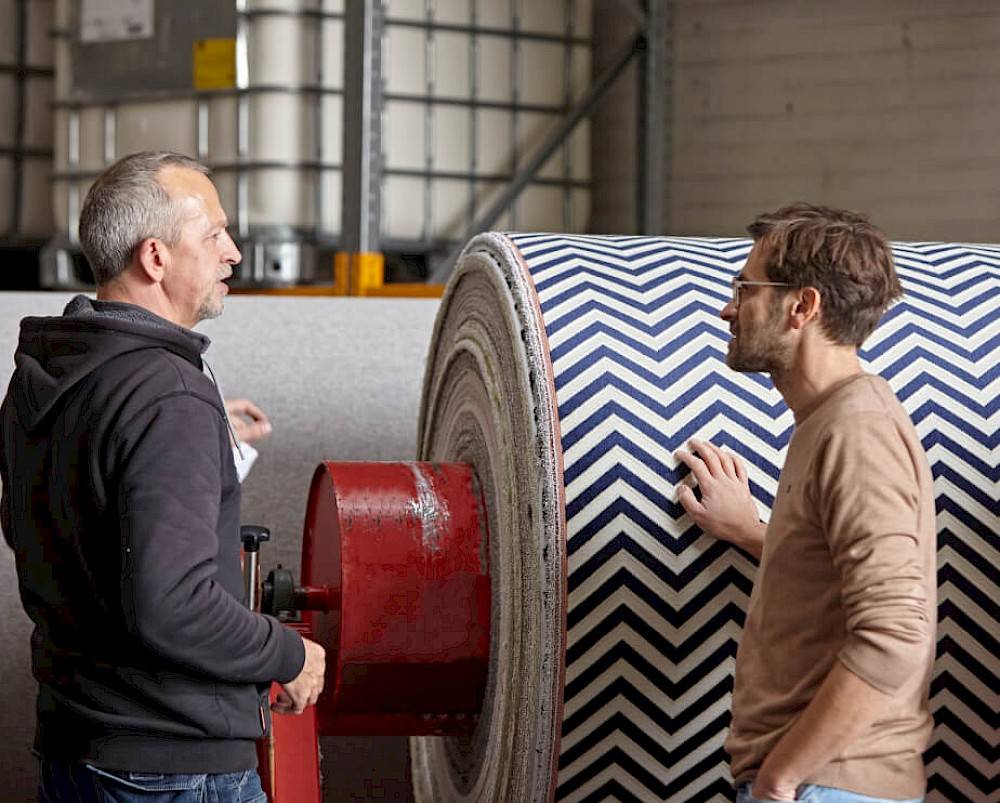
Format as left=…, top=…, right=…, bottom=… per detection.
left=51, top=0, right=344, bottom=283
left=0, top=0, right=55, bottom=240
left=47, top=0, right=593, bottom=285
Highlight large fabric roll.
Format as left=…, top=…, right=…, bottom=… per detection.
left=412, top=233, right=998, bottom=803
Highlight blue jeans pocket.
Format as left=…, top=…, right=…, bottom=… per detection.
left=737, top=783, right=807, bottom=803
left=220, top=769, right=263, bottom=792
left=85, top=765, right=208, bottom=793
left=740, top=784, right=923, bottom=803
left=217, top=769, right=266, bottom=802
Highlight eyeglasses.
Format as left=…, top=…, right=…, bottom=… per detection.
left=731, top=279, right=794, bottom=308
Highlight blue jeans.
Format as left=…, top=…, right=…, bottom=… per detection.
left=39, top=757, right=267, bottom=803
left=737, top=783, right=923, bottom=803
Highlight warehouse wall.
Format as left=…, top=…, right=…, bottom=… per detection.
left=0, top=293, right=440, bottom=802
left=589, top=0, right=1000, bottom=242
left=670, top=0, right=1000, bottom=240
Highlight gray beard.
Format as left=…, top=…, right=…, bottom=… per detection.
left=196, top=296, right=224, bottom=324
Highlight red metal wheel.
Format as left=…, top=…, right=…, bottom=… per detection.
left=300, top=461, right=491, bottom=736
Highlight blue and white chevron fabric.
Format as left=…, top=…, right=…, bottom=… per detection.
left=410, top=233, right=998, bottom=803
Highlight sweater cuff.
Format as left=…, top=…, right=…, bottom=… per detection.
left=271, top=619, right=307, bottom=684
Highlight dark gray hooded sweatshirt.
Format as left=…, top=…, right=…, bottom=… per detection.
left=0, top=295, right=303, bottom=774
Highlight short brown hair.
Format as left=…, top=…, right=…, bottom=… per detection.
left=747, top=203, right=902, bottom=346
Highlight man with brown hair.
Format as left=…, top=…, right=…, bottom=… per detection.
left=676, top=204, right=935, bottom=802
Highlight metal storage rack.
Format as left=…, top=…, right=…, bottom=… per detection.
left=10, top=0, right=670, bottom=289
left=46, top=0, right=345, bottom=286
left=1, top=0, right=55, bottom=257
left=352, top=0, right=671, bottom=282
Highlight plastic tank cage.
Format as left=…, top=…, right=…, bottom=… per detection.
left=48, top=0, right=593, bottom=285
left=381, top=0, right=592, bottom=250
left=0, top=0, right=55, bottom=241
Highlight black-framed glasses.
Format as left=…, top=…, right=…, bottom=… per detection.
left=731, top=279, right=794, bottom=308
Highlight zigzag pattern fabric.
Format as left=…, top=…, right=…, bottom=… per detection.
left=507, top=233, right=999, bottom=803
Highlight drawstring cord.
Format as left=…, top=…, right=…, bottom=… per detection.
left=202, top=358, right=244, bottom=460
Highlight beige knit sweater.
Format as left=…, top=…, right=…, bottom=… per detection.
left=727, top=374, right=936, bottom=798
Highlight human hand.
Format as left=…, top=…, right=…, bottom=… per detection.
left=674, top=438, right=765, bottom=557
left=273, top=637, right=326, bottom=715
left=750, top=770, right=800, bottom=801
left=225, top=398, right=272, bottom=444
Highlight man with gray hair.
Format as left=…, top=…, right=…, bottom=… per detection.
left=1, top=151, right=325, bottom=802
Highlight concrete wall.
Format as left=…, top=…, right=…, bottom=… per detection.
left=591, top=0, right=1000, bottom=241
left=0, top=293, right=439, bottom=802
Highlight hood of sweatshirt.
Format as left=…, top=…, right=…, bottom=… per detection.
left=10, top=295, right=210, bottom=433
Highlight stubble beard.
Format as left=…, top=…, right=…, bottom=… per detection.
left=726, top=321, right=793, bottom=376
left=196, top=285, right=225, bottom=324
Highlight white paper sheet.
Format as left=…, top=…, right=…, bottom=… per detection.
left=80, top=0, right=154, bottom=43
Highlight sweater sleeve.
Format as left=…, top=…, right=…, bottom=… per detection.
left=814, top=412, right=934, bottom=694
left=114, top=391, right=304, bottom=684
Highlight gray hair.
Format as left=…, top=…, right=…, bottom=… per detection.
left=79, top=151, right=211, bottom=285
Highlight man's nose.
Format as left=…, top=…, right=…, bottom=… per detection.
left=223, top=232, right=241, bottom=264
left=721, top=300, right=737, bottom=321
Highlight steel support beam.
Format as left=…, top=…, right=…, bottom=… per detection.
left=637, top=0, right=670, bottom=234
left=341, top=0, right=384, bottom=254
left=7, top=0, right=28, bottom=236
left=618, top=0, right=647, bottom=29
left=431, top=34, right=643, bottom=283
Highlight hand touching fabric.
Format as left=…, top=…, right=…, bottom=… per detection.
left=674, top=438, right=766, bottom=559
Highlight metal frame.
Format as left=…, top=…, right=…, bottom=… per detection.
left=235, top=0, right=251, bottom=240
left=46, top=1, right=342, bottom=285
left=467, top=2, right=480, bottom=234
left=373, top=3, right=574, bottom=260
left=637, top=0, right=670, bottom=235
left=422, top=0, right=435, bottom=243
left=1, top=0, right=55, bottom=241
left=386, top=17, right=589, bottom=46
left=426, top=0, right=673, bottom=283
left=341, top=0, right=384, bottom=255
left=7, top=0, right=29, bottom=237
left=35, top=0, right=673, bottom=287
left=381, top=0, right=598, bottom=276
left=509, top=1, right=521, bottom=231
left=429, top=28, right=643, bottom=282
left=562, top=0, right=575, bottom=232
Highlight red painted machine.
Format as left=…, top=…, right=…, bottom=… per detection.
left=244, top=462, right=491, bottom=802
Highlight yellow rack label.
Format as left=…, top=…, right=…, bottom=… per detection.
left=193, top=38, right=236, bottom=90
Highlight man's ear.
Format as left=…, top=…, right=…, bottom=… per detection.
left=788, top=286, right=822, bottom=331
left=134, top=237, right=168, bottom=284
